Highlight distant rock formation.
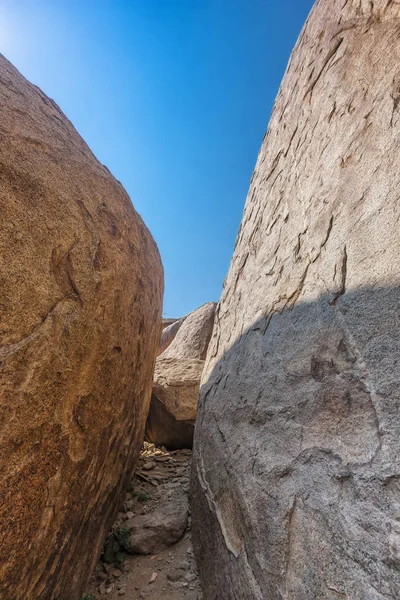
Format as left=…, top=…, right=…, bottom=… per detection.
left=158, top=317, right=185, bottom=356
left=147, top=357, right=205, bottom=449
left=191, top=2, right=400, bottom=599
left=0, top=54, right=163, bottom=600
left=162, top=318, right=180, bottom=329
left=147, top=303, right=216, bottom=449
left=162, top=303, right=216, bottom=361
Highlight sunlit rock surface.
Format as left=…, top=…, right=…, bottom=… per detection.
left=192, top=1, right=400, bottom=598
left=147, top=303, right=216, bottom=449
left=0, top=54, right=163, bottom=600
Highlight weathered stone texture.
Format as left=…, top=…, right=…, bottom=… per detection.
left=162, top=302, right=216, bottom=361
left=124, top=487, right=189, bottom=554
left=192, top=2, right=400, bottom=599
left=146, top=357, right=204, bottom=449
left=147, top=303, right=216, bottom=449
left=0, top=54, right=163, bottom=600
left=158, top=317, right=185, bottom=356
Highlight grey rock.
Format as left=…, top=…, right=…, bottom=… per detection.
left=142, top=461, right=156, bottom=471
left=167, top=569, right=184, bottom=582
left=125, top=489, right=189, bottom=554
left=162, top=302, right=216, bottom=361
left=146, top=357, right=204, bottom=449
left=185, top=593, right=202, bottom=600
left=191, top=1, right=400, bottom=599
left=146, top=303, right=216, bottom=449
left=158, top=317, right=186, bottom=356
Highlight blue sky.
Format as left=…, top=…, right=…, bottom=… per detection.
left=0, top=0, right=313, bottom=317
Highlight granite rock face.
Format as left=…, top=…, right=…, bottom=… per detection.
left=158, top=318, right=185, bottom=356
left=162, top=303, right=216, bottom=361
left=192, top=2, right=400, bottom=599
left=147, top=303, right=216, bottom=449
left=146, top=357, right=204, bottom=449
left=0, top=54, right=163, bottom=600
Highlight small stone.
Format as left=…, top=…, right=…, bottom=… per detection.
left=167, top=569, right=183, bottom=582
left=185, top=592, right=201, bottom=600
left=178, top=560, right=190, bottom=570
left=149, top=572, right=158, bottom=583
left=142, top=461, right=156, bottom=471
left=99, top=583, right=106, bottom=595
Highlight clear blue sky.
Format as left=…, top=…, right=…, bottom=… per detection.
left=0, top=0, right=313, bottom=317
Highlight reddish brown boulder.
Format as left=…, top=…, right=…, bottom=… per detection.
left=0, top=54, right=163, bottom=600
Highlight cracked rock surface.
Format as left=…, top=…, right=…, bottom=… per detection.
left=192, top=1, right=400, bottom=598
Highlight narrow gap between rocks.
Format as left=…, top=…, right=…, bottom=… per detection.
left=84, top=442, right=202, bottom=600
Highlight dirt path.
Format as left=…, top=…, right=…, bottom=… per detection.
left=84, top=444, right=202, bottom=600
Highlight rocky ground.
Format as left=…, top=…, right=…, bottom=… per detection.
left=83, top=443, right=202, bottom=600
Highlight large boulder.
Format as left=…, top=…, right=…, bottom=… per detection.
left=146, top=303, right=216, bottom=449
left=162, top=302, right=216, bottom=360
left=192, top=2, right=400, bottom=599
left=124, top=487, right=189, bottom=554
left=0, top=55, right=163, bottom=600
left=146, top=357, right=204, bottom=449
left=158, top=317, right=185, bottom=356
